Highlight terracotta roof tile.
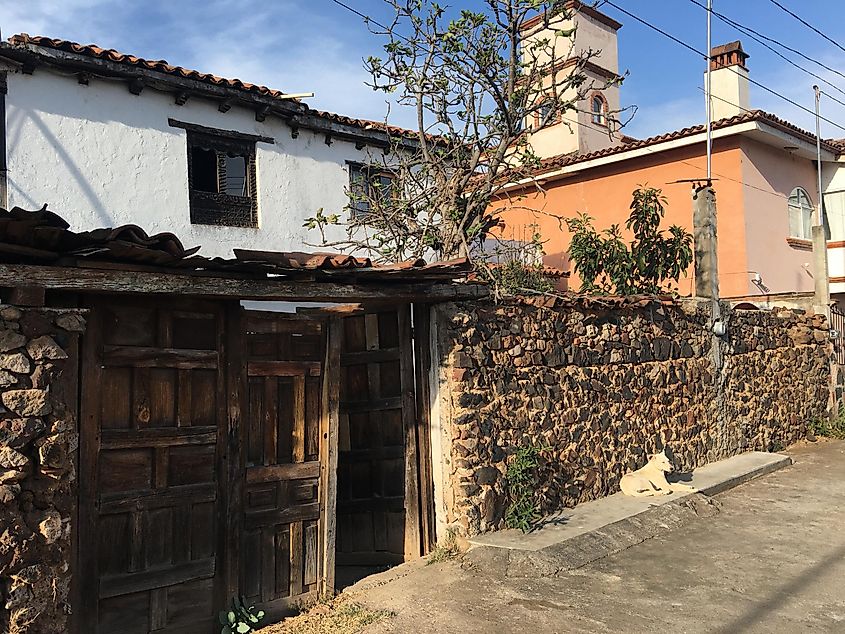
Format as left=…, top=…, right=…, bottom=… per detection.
left=7, top=34, right=422, bottom=140
left=531, top=109, right=842, bottom=177
left=312, top=110, right=421, bottom=140
left=0, top=205, right=471, bottom=281
left=9, top=34, right=293, bottom=100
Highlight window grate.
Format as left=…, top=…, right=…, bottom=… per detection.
left=186, top=131, right=258, bottom=227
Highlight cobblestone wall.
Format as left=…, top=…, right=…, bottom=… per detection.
left=0, top=306, right=85, bottom=634
left=434, top=297, right=831, bottom=536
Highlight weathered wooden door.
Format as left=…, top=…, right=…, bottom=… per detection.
left=240, top=311, right=325, bottom=618
left=336, top=306, right=421, bottom=566
left=79, top=297, right=229, bottom=633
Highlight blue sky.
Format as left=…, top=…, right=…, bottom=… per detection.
left=2, top=0, right=845, bottom=139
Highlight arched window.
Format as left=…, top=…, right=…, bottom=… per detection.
left=788, top=187, right=814, bottom=240
left=591, top=94, right=607, bottom=125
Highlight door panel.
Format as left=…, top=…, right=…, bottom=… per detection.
left=337, top=307, right=421, bottom=566
left=80, top=297, right=226, bottom=633
left=240, top=312, right=325, bottom=617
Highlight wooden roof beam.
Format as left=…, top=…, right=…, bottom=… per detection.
left=0, top=264, right=488, bottom=303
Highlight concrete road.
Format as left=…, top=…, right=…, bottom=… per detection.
left=353, top=440, right=845, bottom=633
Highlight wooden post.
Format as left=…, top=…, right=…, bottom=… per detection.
left=223, top=303, right=246, bottom=602
left=77, top=302, right=103, bottom=631
left=412, top=304, right=435, bottom=554
left=8, top=286, right=46, bottom=307
left=319, top=318, right=341, bottom=597
left=398, top=305, right=421, bottom=559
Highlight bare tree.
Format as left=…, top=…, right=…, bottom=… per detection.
left=305, top=0, right=625, bottom=266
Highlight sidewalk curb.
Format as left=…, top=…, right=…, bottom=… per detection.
left=466, top=453, right=793, bottom=578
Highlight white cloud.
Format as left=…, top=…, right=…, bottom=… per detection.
left=0, top=0, right=413, bottom=125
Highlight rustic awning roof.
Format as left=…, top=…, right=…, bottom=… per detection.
left=0, top=205, right=482, bottom=301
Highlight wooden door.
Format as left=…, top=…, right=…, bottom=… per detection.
left=336, top=306, right=421, bottom=565
left=79, top=297, right=228, bottom=633
left=240, top=312, right=325, bottom=618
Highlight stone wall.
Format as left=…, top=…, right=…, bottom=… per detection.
left=433, top=297, right=831, bottom=536
left=0, top=306, right=85, bottom=634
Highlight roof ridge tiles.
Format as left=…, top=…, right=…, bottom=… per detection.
left=6, top=33, right=422, bottom=139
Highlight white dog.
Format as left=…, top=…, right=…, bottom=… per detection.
left=620, top=449, right=696, bottom=497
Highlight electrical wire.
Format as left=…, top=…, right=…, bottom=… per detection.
left=567, top=115, right=795, bottom=201
left=601, top=0, right=845, bottom=135
left=686, top=0, right=845, bottom=104
left=330, top=0, right=819, bottom=201
left=688, top=0, right=845, bottom=85
left=767, top=0, right=845, bottom=58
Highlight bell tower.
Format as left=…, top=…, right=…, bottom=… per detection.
left=521, top=0, right=624, bottom=159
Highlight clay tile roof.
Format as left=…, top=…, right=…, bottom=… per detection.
left=312, top=111, right=422, bottom=140
left=6, top=34, right=423, bottom=140
left=530, top=109, right=842, bottom=178
left=8, top=34, right=293, bottom=101
left=0, top=205, right=472, bottom=282
left=710, top=40, right=745, bottom=57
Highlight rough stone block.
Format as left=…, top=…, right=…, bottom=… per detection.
left=0, top=307, right=22, bottom=322
left=0, top=329, right=26, bottom=353
left=2, top=389, right=51, bottom=417
left=26, top=336, right=68, bottom=361
left=55, top=313, right=86, bottom=333
left=0, top=352, right=31, bottom=374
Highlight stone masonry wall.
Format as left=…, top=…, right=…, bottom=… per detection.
left=0, top=306, right=85, bottom=634
left=435, top=297, right=830, bottom=536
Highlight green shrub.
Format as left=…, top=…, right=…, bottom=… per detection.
left=504, top=445, right=547, bottom=533
left=809, top=410, right=845, bottom=439
left=219, top=597, right=264, bottom=634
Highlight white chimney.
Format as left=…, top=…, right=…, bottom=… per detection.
left=708, top=41, right=750, bottom=121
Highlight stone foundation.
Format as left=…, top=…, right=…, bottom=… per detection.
left=433, top=298, right=831, bottom=536
left=0, top=306, right=85, bottom=634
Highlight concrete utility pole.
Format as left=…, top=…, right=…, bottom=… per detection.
left=705, top=0, right=713, bottom=182
left=695, top=0, right=720, bottom=303
left=813, top=85, right=831, bottom=319
left=693, top=184, right=720, bottom=300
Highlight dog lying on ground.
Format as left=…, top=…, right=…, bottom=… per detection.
left=620, top=449, right=696, bottom=497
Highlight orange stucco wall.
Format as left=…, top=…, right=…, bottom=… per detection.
left=493, top=138, right=751, bottom=297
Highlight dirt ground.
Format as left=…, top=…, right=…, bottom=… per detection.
left=266, top=440, right=845, bottom=633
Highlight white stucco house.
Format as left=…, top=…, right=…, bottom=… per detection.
left=0, top=34, right=410, bottom=258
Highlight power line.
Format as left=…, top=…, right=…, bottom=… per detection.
left=686, top=0, right=845, bottom=103
left=767, top=0, right=845, bottom=58
left=551, top=113, right=795, bottom=202
left=690, top=0, right=845, bottom=86
left=602, top=0, right=845, bottom=135
left=332, top=0, right=832, bottom=200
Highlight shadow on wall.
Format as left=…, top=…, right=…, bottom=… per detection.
left=6, top=107, right=111, bottom=225
left=5, top=72, right=367, bottom=251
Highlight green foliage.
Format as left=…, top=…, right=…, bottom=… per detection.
left=565, top=187, right=693, bottom=295
left=504, top=445, right=547, bottom=533
left=809, top=409, right=845, bottom=439
left=484, top=223, right=555, bottom=296
left=219, top=597, right=264, bottom=634
left=489, top=260, right=555, bottom=295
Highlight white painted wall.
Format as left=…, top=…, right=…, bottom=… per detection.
left=708, top=65, right=750, bottom=121
left=6, top=67, right=382, bottom=259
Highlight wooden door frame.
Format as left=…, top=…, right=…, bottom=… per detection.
left=224, top=302, right=246, bottom=605
left=319, top=317, right=342, bottom=596
left=412, top=303, right=436, bottom=554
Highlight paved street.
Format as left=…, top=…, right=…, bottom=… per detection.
left=350, top=440, right=845, bottom=633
